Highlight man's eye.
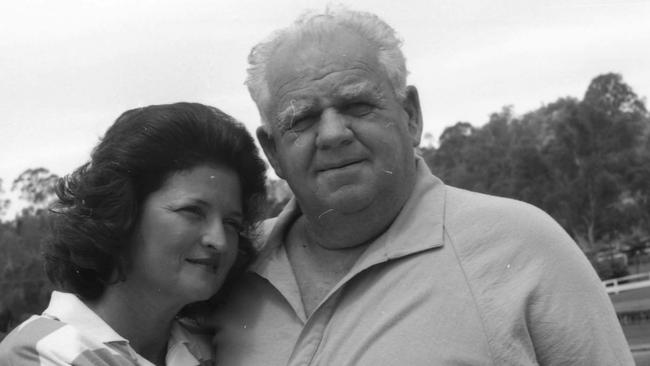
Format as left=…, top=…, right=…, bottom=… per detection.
left=343, top=103, right=373, bottom=117
left=289, top=115, right=317, bottom=132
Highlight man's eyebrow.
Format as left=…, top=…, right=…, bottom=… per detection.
left=275, top=100, right=313, bottom=128
left=335, top=82, right=384, bottom=100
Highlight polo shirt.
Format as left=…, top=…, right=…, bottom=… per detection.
left=210, top=157, right=633, bottom=365
left=0, top=291, right=214, bottom=366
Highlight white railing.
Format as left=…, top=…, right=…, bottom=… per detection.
left=604, top=272, right=650, bottom=294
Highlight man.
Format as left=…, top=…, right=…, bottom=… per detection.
left=209, top=8, right=634, bottom=365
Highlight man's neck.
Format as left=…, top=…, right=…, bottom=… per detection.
left=285, top=215, right=367, bottom=317
left=297, top=203, right=395, bottom=251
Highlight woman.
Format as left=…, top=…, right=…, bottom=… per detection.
left=0, top=103, right=267, bottom=365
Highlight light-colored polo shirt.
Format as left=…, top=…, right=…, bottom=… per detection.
left=0, top=291, right=214, bottom=366
left=210, top=157, right=633, bottom=365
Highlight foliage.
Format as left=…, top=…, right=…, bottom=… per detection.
left=0, top=179, right=11, bottom=218
left=0, top=168, right=60, bottom=339
left=0, top=213, right=53, bottom=339
left=423, top=73, right=650, bottom=276
left=589, top=255, right=630, bottom=280
left=11, top=168, right=59, bottom=216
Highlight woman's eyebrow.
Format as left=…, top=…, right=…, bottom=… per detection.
left=176, top=197, right=243, bottom=217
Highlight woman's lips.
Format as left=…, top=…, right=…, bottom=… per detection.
left=186, top=256, right=220, bottom=272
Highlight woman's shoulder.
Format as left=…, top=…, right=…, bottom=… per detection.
left=0, top=314, right=138, bottom=366
left=0, top=315, right=67, bottom=365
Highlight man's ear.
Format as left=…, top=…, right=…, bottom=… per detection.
left=256, top=126, right=285, bottom=179
left=403, top=85, right=423, bottom=147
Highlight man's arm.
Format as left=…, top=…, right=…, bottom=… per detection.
left=446, top=187, right=634, bottom=365
left=524, top=218, right=633, bottom=365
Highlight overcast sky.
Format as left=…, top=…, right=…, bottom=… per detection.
left=1, top=0, right=649, bottom=189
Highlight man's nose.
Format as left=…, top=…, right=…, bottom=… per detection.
left=201, top=220, right=229, bottom=251
left=315, top=109, right=353, bottom=149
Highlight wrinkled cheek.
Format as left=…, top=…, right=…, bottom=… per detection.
left=289, top=131, right=309, bottom=147
left=383, top=119, right=398, bottom=129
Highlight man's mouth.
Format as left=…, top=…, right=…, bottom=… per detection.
left=186, top=256, right=220, bottom=273
left=318, top=159, right=364, bottom=172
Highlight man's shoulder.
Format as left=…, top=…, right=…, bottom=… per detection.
left=444, top=185, right=544, bottom=219
left=250, top=216, right=280, bottom=251
left=253, top=198, right=300, bottom=250
left=260, top=217, right=279, bottom=237
left=444, top=185, right=565, bottom=238
left=441, top=185, right=579, bottom=263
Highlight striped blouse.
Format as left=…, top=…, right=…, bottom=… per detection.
left=0, top=291, right=214, bottom=366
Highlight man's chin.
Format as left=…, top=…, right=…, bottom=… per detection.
left=314, top=185, right=375, bottom=216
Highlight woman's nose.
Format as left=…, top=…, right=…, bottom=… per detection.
left=201, top=221, right=229, bottom=251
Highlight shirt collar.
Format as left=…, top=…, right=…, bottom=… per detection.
left=44, top=292, right=208, bottom=365
left=167, top=319, right=212, bottom=365
left=252, top=155, right=446, bottom=279
left=43, top=291, right=127, bottom=344
left=250, top=199, right=305, bottom=316
left=348, top=156, right=445, bottom=275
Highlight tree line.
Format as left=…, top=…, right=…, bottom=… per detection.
left=421, top=73, right=650, bottom=278
left=1, top=72, right=649, bottom=338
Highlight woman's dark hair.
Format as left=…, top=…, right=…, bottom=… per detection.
left=44, top=102, right=267, bottom=300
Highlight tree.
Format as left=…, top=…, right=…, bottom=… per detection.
left=422, top=73, right=649, bottom=262
left=427, top=107, right=543, bottom=198
left=0, top=179, right=11, bottom=219
left=427, top=122, right=475, bottom=182
left=0, top=210, right=53, bottom=339
left=11, top=168, right=59, bottom=216
left=542, top=73, right=648, bottom=250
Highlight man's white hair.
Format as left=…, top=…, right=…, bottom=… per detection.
left=245, top=6, right=408, bottom=129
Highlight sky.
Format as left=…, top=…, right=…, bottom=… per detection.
left=1, top=0, right=649, bottom=194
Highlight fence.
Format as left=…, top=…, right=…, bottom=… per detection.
left=604, top=272, right=650, bottom=294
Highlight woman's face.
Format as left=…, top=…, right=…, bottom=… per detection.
left=126, top=163, right=243, bottom=305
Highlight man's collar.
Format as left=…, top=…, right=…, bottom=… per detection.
left=250, top=199, right=305, bottom=315
left=344, top=156, right=445, bottom=277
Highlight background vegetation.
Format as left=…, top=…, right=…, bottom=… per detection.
left=421, top=73, right=650, bottom=279
left=1, top=72, right=648, bottom=340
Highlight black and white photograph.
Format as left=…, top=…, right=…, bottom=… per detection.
left=1, top=0, right=649, bottom=364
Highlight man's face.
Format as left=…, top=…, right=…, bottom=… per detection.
left=258, top=29, right=422, bottom=219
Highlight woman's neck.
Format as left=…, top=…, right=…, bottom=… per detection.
left=85, top=282, right=183, bottom=366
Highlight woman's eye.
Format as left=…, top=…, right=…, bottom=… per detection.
left=224, top=219, right=244, bottom=233
left=177, top=206, right=204, bottom=218
left=343, top=103, right=373, bottom=117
